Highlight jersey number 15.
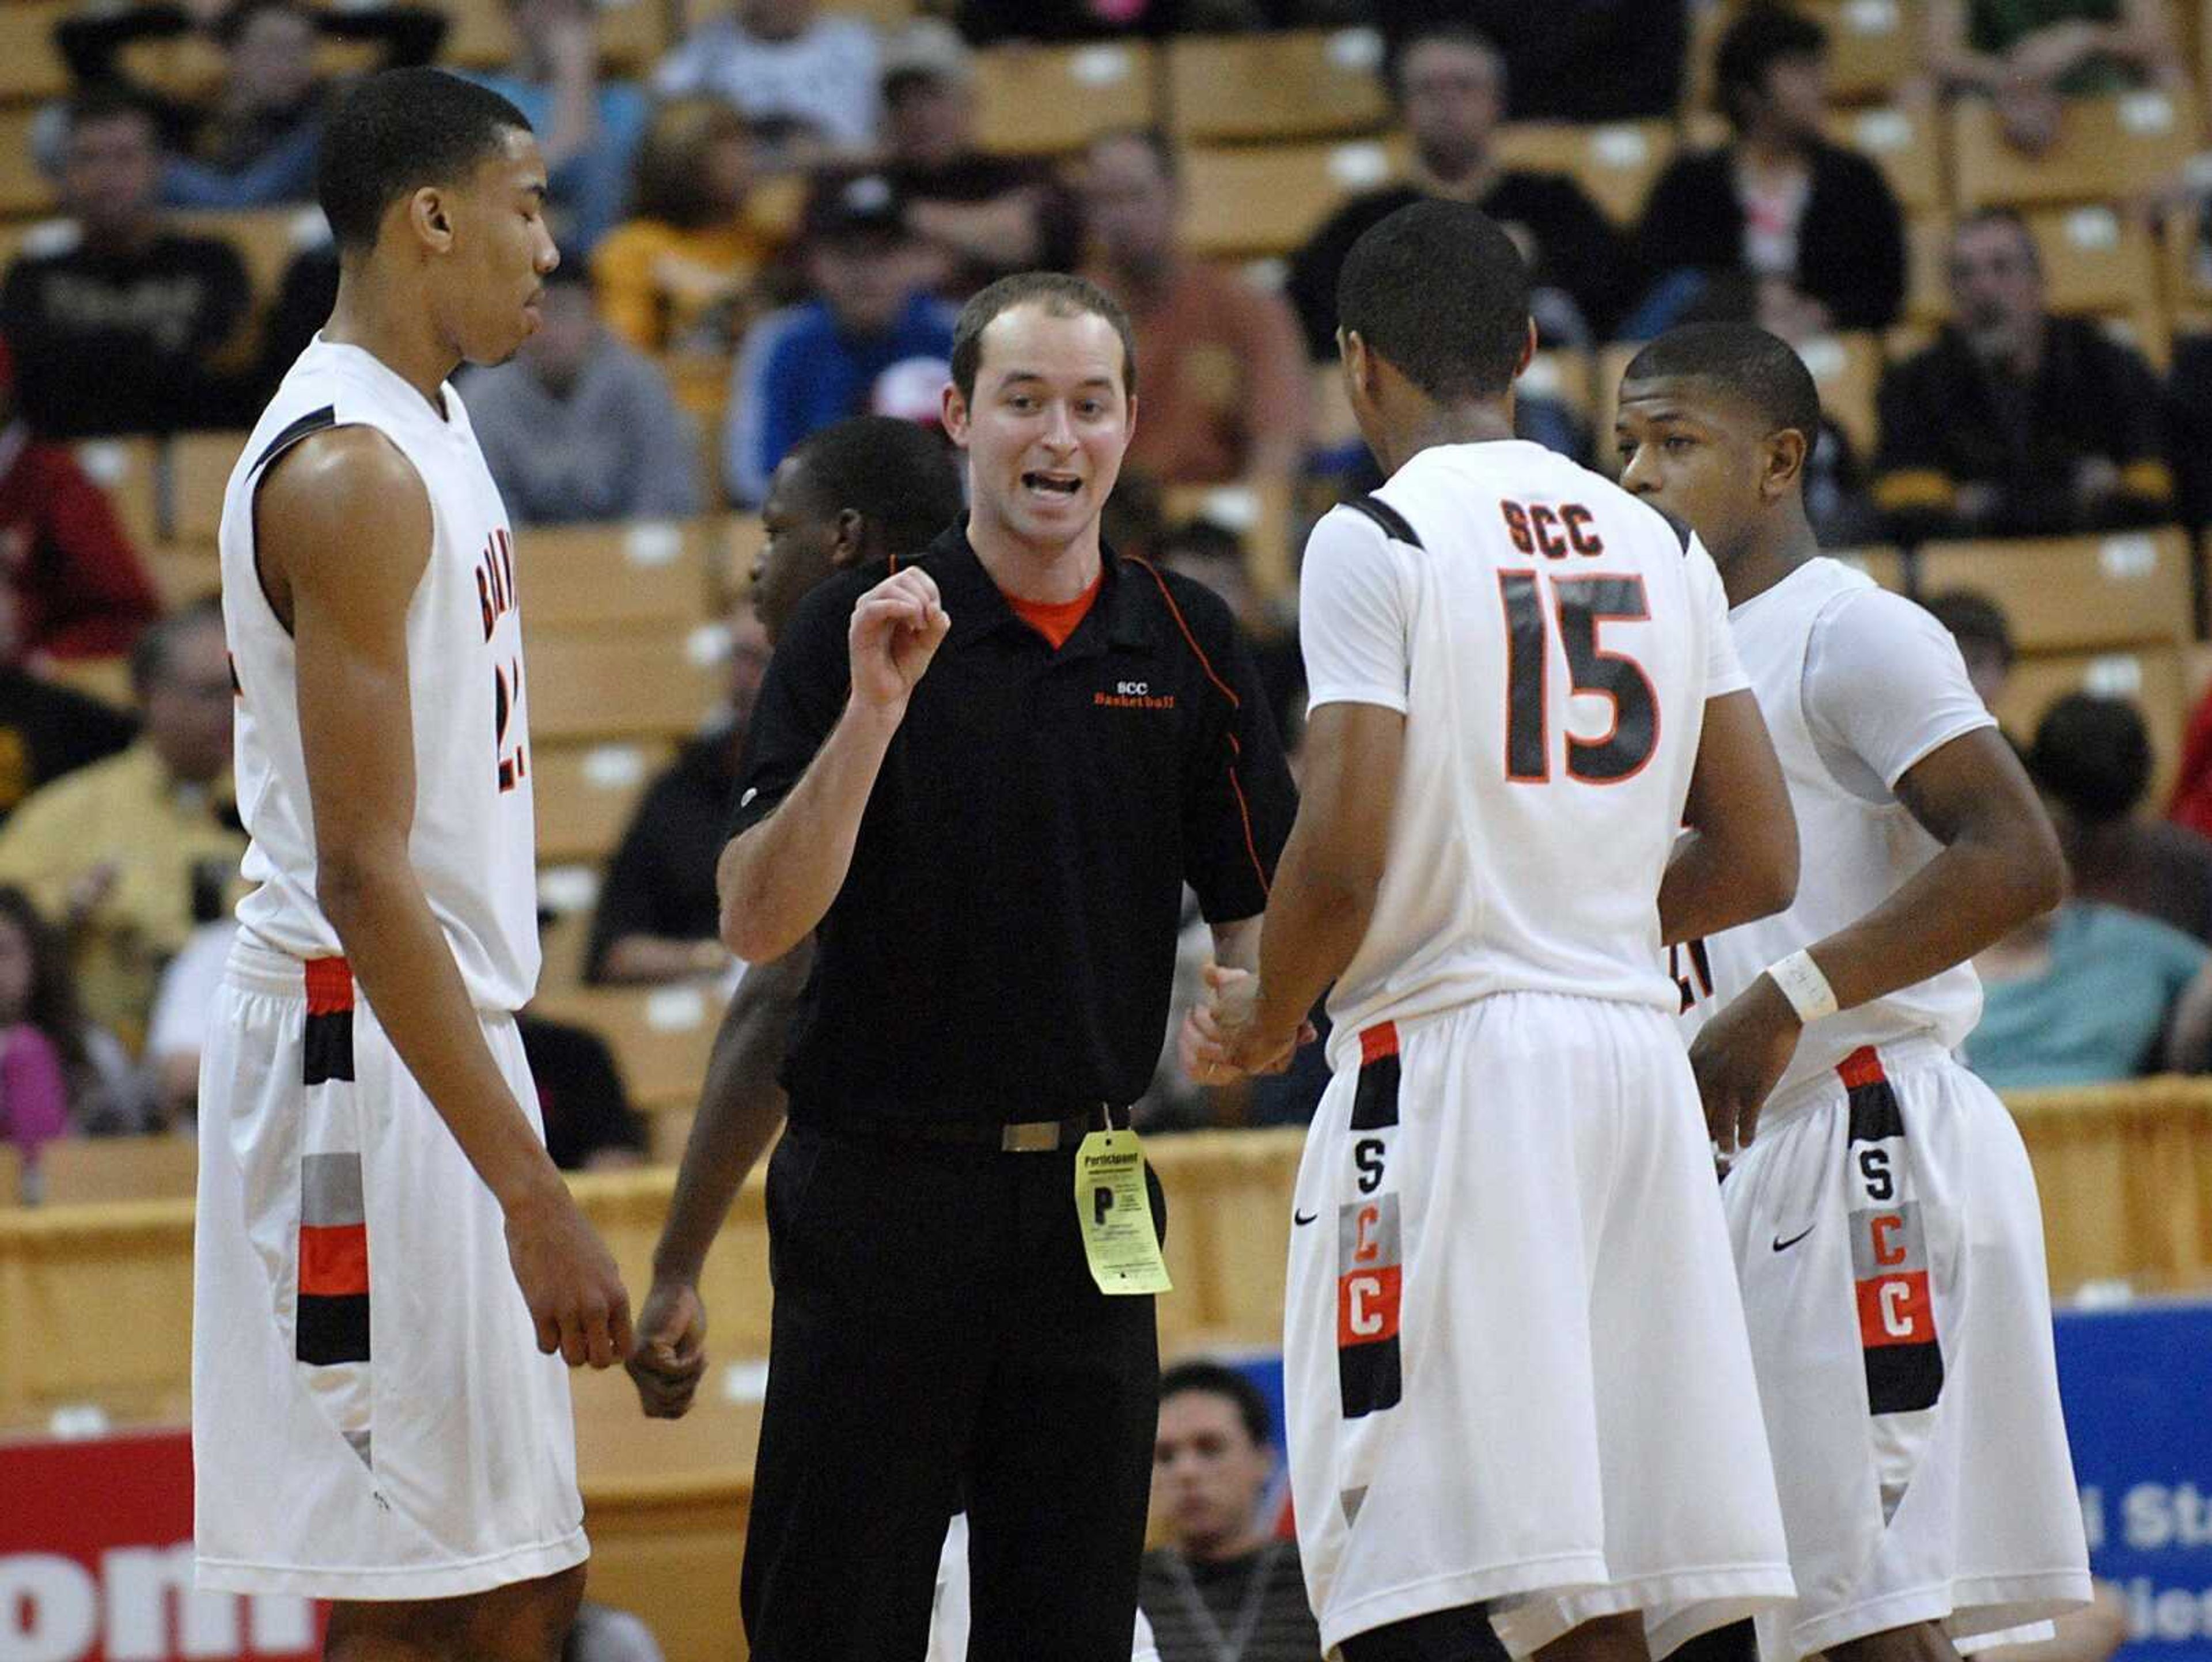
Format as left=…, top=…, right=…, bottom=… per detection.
left=1498, top=571, right=1659, bottom=784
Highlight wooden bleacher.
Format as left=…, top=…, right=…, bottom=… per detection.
left=524, top=624, right=726, bottom=744
left=972, top=40, right=1157, bottom=156
left=1164, top=29, right=1389, bottom=145
left=1491, top=119, right=1677, bottom=228
left=1951, top=88, right=2202, bottom=210
left=36, top=1135, right=196, bottom=1205
left=519, top=519, right=717, bottom=631
left=533, top=738, right=672, bottom=868
left=1827, top=104, right=1944, bottom=213
left=533, top=981, right=725, bottom=1115
left=1180, top=135, right=1406, bottom=259
left=1915, top=529, right=2193, bottom=654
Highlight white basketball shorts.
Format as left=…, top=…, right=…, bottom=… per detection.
left=192, top=938, right=588, bottom=1599
left=1283, top=992, right=1796, bottom=1660
left=1724, top=1039, right=2091, bottom=1662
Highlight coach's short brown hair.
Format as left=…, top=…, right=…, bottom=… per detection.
left=949, top=272, right=1137, bottom=405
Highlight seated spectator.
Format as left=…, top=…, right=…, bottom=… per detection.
left=1874, top=209, right=2171, bottom=537
left=1970, top=896, right=2212, bottom=1088
left=878, top=22, right=1082, bottom=300
left=1926, top=0, right=2184, bottom=154
left=586, top=614, right=772, bottom=982
left=1138, top=1361, right=1330, bottom=1662
left=0, top=884, right=147, bottom=1178
left=55, top=0, right=444, bottom=209
left=1377, top=0, right=1690, bottom=123
left=653, top=0, right=879, bottom=172
left=0, top=342, right=161, bottom=660
left=1, top=88, right=252, bottom=438
left=2171, top=680, right=2212, bottom=842
left=1081, top=131, right=1310, bottom=489
left=516, top=1009, right=648, bottom=1169
left=0, top=599, right=243, bottom=1048
left=0, top=585, right=139, bottom=823
left=2027, top=694, right=2212, bottom=943
left=463, top=0, right=652, bottom=257
left=2161, top=329, right=2212, bottom=535
left=722, top=173, right=956, bottom=505
left=141, top=915, right=232, bottom=1127
left=592, top=97, right=776, bottom=355
left=462, top=264, right=700, bottom=525
left=1286, top=25, right=1632, bottom=357
left=1922, top=588, right=2017, bottom=709
left=1632, top=5, right=1904, bottom=339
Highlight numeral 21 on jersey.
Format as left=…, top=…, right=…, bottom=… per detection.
left=494, top=658, right=527, bottom=792
left=1499, top=570, right=1659, bottom=784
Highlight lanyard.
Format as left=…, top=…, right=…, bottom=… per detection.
left=1163, top=1540, right=1285, bottom=1662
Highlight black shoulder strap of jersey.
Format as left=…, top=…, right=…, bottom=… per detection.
left=249, top=404, right=337, bottom=477
left=1343, top=494, right=1424, bottom=549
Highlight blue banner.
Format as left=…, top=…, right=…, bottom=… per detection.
left=2056, top=1300, right=2212, bottom=1660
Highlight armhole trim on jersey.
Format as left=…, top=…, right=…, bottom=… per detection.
left=1343, top=494, right=1424, bottom=549
left=1652, top=505, right=1695, bottom=554
left=243, top=406, right=342, bottom=640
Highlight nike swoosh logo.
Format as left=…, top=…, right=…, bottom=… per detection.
left=1293, top=1210, right=1319, bottom=1226
left=1772, top=1225, right=1815, bottom=1252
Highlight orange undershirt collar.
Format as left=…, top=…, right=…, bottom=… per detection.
left=1004, top=568, right=1105, bottom=650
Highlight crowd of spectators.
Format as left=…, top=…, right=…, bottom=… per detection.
left=0, top=0, right=2210, bottom=1180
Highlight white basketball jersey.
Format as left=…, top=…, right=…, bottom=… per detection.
left=220, top=337, right=540, bottom=1011
left=1675, top=557, right=1995, bottom=1104
left=1302, top=438, right=1747, bottom=1038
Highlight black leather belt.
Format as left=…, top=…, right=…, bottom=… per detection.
left=812, top=1103, right=1129, bottom=1153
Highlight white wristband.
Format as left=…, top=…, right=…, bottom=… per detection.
left=1766, top=949, right=1838, bottom=1024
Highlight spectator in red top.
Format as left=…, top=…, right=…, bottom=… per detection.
left=0, top=340, right=160, bottom=662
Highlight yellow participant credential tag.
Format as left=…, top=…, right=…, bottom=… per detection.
left=1074, top=1129, right=1172, bottom=1297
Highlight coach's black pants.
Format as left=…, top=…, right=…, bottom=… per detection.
left=740, top=1121, right=1165, bottom=1661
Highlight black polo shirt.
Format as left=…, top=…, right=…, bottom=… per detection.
left=729, top=521, right=1297, bottom=1124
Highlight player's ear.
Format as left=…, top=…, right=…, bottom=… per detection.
left=1514, top=315, right=1537, bottom=379
left=409, top=186, right=455, bottom=251
left=1764, top=426, right=1810, bottom=497
left=831, top=508, right=866, bottom=567
left=940, top=380, right=971, bottom=449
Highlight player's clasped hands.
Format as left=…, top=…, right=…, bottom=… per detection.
left=847, top=567, right=951, bottom=715
left=626, top=1280, right=709, bottom=1419
left=1180, top=964, right=1313, bottom=1086
left=503, top=1182, right=637, bottom=1370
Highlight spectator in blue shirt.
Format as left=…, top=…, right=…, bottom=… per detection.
left=723, top=171, right=956, bottom=505
left=462, top=0, right=652, bottom=257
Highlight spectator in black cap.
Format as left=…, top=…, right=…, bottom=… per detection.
left=723, top=169, right=957, bottom=504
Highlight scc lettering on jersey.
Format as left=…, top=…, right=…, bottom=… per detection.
left=1338, top=1022, right=1403, bottom=1419
left=1841, top=1046, right=1944, bottom=1414
left=478, top=530, right=528, bottom=793
left=1499, top=498, right=1606, bottom=561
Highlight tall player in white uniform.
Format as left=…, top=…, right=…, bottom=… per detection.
left=1614, top=323, right=2090, bottom=1662
left=193, top=69, right=634, bottom=1660
left=1188, top=202, right=1800, bottom=1662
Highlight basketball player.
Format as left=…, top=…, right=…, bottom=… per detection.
left=1188, top=200, right=1800, bottom=1662
left=1613, top=324, right=2090, bottom=1662
left=193, top=69, right=633, bottom=1661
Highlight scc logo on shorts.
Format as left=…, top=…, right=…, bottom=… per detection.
left=1337, top=1023, right=1403, bottom=1419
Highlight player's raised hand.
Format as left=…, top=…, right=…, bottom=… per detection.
left=848, top=568, right=950, bottom=715
left=1687, top=974, right=1802, bottom=1158
left=503, top=1182, right=636, bottom=1370
left=627, top=1277, right=709, bottom=1419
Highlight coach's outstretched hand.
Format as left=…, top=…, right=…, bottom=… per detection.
left=504, top=1181, right=635, bottom=1369
left=849, top=567, right=949, bottom=717
left=627, top=1278, right=709, bottom=1418
left=1688, top=974, right=1803, bottom=1158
